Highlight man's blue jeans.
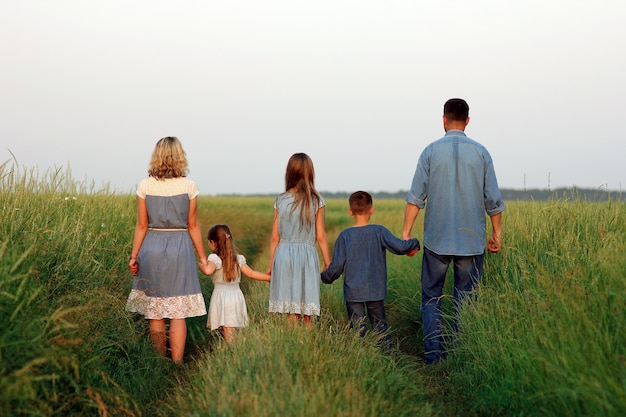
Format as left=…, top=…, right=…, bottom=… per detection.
left=421, top=247, right=484, bottom=363
left=346, top=300, right=392, bottom=350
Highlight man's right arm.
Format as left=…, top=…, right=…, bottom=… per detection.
left=402, top=203, right=420, bottom=240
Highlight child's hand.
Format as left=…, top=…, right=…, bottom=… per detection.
left=198, top=258, right=209, bottom=275
left=406, top=247, right=420, bottom=257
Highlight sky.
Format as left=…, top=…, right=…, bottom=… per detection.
left=1, top=0, right=625, bottom=195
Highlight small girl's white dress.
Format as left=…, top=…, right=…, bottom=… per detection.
left=207, top=253, right=249, bottom=330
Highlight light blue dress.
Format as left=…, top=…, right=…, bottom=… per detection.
left=269, top=192, right=324, bottom=316
left=126, top=177, right=207, bottom=320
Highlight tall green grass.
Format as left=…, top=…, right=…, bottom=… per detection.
left=160, top=316, right=434, bottom=417
left=2, top=162, right=625, bottom=416
left=1, top=163, right=152, bottom=416
left=447, top=200, right=626, bottom=416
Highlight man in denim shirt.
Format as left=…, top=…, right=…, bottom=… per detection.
left=402, top=98, right=505, bottom=364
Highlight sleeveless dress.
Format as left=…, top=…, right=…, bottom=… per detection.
left=125, top=177, right=207, bottom=320
left=269, top=192, right=324, bottom=316
left=206, top=253, right=249, bottom=330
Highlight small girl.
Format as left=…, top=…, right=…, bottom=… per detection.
left=268, top=153, right=331, bottom=327
left=199, top=224, right=270, bottom=344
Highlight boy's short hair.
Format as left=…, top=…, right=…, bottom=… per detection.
left=349, top=191, right=373, bottom=215
left=443, top=98, right=469, bottom=121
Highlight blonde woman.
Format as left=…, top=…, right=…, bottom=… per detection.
left=126, top=136, right=208, bottom=363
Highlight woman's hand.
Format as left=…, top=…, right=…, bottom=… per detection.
left=129, top=258, right=139, bottom=276
left=198, top=258, right=216, bottom=276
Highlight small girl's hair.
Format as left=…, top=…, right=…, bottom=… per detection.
left=284, top=153, right=321, bottom=229
left=208, top=224, right=240, bottom=281
left=148, top=136, right=189, bottom=179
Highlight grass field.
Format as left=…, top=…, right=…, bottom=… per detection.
left=1, top=164, right=625, bottom=416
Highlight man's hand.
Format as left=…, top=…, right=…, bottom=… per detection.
left=487, top=234, right=501, bottom=253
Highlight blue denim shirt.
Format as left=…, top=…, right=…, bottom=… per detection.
left=321, top=224, right=420, bottom=302
left=406, top=130, right=505, bottom=256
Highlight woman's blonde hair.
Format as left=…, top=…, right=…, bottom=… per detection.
left=148, top=136, right=189, bottom=179
left=208, top=224, right=240, bottom=282
left=285, top=153, right=321, bottom=229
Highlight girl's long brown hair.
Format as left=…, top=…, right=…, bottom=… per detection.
left=208, top=224, right=239, bottom=281
left=285, top=153, right=321, bottom=229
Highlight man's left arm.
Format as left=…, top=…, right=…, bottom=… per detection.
left=487, top=212, right=502, bottom=253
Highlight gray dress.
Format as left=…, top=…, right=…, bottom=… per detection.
left=269, top=192, right=324, bottom=316
left=126, top=177, right=207, bottom=319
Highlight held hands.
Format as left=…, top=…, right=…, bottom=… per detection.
left=404, top=235, right=420, bottom=257
left=198, top=257, right=212, bottom=276
left=406, top=247, right=420, bottom=257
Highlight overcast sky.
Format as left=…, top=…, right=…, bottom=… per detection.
left=2, top=0, right=625, bottom=195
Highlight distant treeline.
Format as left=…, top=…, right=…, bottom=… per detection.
left=499, top=187, right=625, bottom=202
left=224, top=187, right=625, bottom=202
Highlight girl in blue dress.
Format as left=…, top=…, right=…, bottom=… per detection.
left=126, top=136, right=208, bottom=363
left=268, top=153, right=331, bottom=327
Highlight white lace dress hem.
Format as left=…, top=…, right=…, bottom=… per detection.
left=126, top=289, right=207, bottom=319
left=269, top=300, right=320, bottom=316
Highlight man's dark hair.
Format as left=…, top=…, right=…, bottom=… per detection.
left=444, top=98, right=469, bottom=121
left=349, top=191, right=373, bottom=215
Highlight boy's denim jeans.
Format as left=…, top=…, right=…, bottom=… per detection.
left=421, top=247, right=484, bottom=363
left=346, top=300, right=392, bottom=350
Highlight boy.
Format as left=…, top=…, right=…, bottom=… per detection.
left=321, top=191, right=420, bottom=349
